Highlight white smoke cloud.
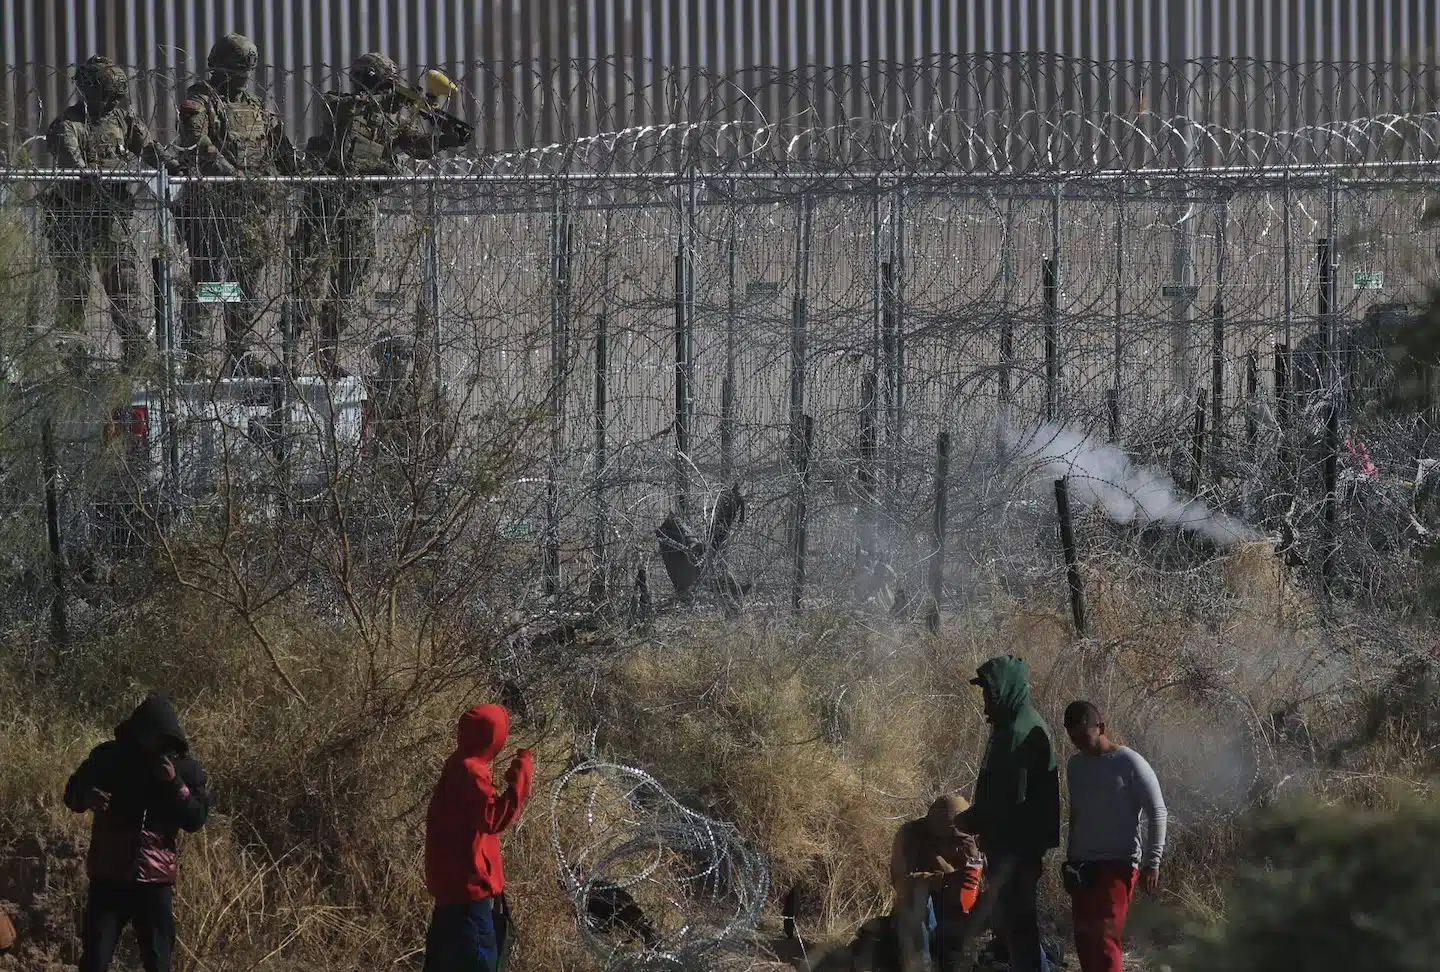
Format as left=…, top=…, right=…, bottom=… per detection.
left=1005, top=419, right=1260, bottom=547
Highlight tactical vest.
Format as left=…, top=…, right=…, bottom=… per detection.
left=318, top=92, right=400, bottom=176
left=215, top=95, right=273, bottom=171
left=89, top=111, right=133, bottom=166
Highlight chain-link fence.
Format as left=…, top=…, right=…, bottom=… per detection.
left=3, top=58, right=1440, bottom=637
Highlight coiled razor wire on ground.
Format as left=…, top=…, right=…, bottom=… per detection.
left=551, top=760, right=771, bottom=970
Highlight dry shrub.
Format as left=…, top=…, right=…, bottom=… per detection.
left=566, top=620, right=954, bottom=945
left=0, top=537, right=1434, bottom=970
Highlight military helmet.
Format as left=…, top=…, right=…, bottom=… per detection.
left=74, top=55, right=128, bottom=98
left=350, top=52, right=399, bottom=90
left=208, top=33, right=259, bottom=73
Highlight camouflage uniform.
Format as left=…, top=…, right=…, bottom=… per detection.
left=175, top=33, right=298, bottom=377
left=42, top=56, right=174, bottom=372
left=295, top=52, right=473, bottom=377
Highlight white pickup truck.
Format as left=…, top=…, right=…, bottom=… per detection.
left=35, top=374, right=369, bottom=547
left=101, top=375, right=368, bottom=495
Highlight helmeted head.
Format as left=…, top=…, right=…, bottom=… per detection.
left=208, top=33, right=259, bottom=88
left=74, top=55, right=128, bottom=104
left=350, top=52, right=399, bottom=92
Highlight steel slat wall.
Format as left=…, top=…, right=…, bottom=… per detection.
left=5, top=0, right=1440, bottom=155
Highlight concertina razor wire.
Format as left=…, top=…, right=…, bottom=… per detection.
left=0, top=52, right=1436, bottom=967
left=0, top=55, right=1437, bottom=641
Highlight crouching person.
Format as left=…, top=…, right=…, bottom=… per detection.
left=424, top=703, right=533, bottom=972
left=890, top=794, right=984, bottom=972
left=64, top=693, right=211, bottom=972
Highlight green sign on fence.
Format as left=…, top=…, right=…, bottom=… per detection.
left=498, top=519, right=535, bottom=540
left=196, top=281, right=243, bottom=303
left=1353, top=270, right=1385, bottom=290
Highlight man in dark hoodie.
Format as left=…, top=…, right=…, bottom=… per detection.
left=424, top=703, right=533, bottom=972
left=64, top=693, right=211, bottom=972
left=961, top=655, right=1060, bottom=972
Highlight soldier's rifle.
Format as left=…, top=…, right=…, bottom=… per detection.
left=393, top=70, right=474, bottom=146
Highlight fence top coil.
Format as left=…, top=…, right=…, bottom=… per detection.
left=7, top=55, right=1440, bottom=180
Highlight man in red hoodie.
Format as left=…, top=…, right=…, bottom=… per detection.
left=424, top=703, right=533, bottom=972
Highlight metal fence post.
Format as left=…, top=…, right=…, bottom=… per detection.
left=1054, top=476, right=1088, bottom=638
left=424, top=180, right=443, bottom=400
left=999, top=214, right=1015, bottom=457
left=152, top=168, right=180, bottom=492
left=721, top=215, right=737, bottom=481
left=1211, top=195, right=1227, bottom=474
left=1245, top=350, right=1260, bottom=445
left=792, top=413, right=814, bottom=615
left=545, top=195, right=571, bottom=597
left=1048, top=182, right=1062, bottom=423
left=928, top=431, right=950, bottom=633
left=1280, top=176, right=1293, bottom=431
left=1169, top=191, right=1196, bottom=397
left=1043, top=257, right=1060, bottom=423
left=882, top=259, right=898, bottom=458
left=1189, top=389, right=1208, bottom=496
left=1319, top=201, right=1340, bottom=591
left=893, top=188, right=906, bottom=492
left=791, top=194, right=810, bottom=476
left=674, top=249, right=691, bottom=518
left=1111, top=191, right=1124, bottom=440
left=593, top=311, right=608, bottom=601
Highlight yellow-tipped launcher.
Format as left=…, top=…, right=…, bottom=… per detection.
left=422, top=69, right=458, bottom=108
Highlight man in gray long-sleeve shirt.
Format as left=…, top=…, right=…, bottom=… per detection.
left=1062, top=701, right=1167, bottom=972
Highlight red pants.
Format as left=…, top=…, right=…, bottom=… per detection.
left=1067, top=861, right=1137, bottom=972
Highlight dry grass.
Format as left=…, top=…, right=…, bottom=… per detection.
left=0, top=540, right=1435, bottom=971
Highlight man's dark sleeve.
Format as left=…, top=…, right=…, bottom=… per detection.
left=1027, top=728, right=1062, bottom=850
left=172, top=758, right=211, bottom=831
left=63, top=744, right=107, bottom=812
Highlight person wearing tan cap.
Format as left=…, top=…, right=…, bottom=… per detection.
left=890, top=794, right=986, bottom=972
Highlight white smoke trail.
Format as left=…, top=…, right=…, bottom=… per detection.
left=1006, top=419, right=1260, bottom=547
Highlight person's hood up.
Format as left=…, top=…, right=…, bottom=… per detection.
left=114, top=692, right=189, bottom=754
left=455, top=703, right=509, bottom=761
left=970, top=655, right=1032, bottom=718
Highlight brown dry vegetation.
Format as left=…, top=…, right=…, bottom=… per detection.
left=0, top=530, right=1434, bottom=972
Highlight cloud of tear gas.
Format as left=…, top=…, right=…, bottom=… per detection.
left=1006, top=419, right=1260, bottom=547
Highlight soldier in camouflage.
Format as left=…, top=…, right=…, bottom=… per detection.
left=294, top=52, right=473, bottom=378
left=43, top=55, right=176, bottom=373
left=174, top=33, right=299, bottom=377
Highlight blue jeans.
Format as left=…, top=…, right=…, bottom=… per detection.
left=423, top=899, right=498, bottom=972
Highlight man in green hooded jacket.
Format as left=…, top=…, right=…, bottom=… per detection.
left=961, top=654, right=1060, bottom=972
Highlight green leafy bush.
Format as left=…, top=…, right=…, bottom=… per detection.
left=1170, top=798, right=1440, bottom=972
